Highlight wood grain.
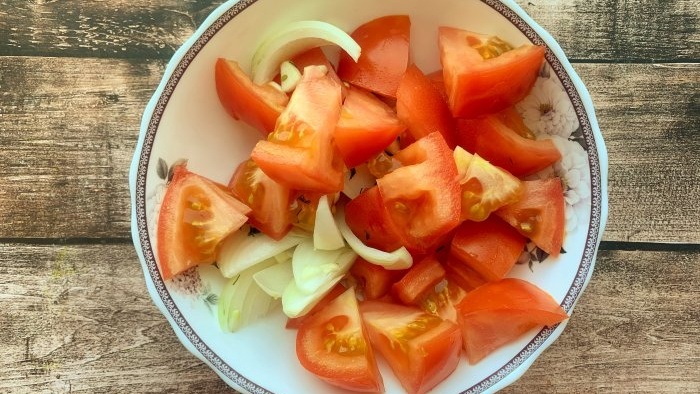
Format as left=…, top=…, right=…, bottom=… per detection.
left=0, top=0, right=697, bottom=62
left=1, top=57, right=698, bottom=243
left=0, top=245, right=697, bottom=393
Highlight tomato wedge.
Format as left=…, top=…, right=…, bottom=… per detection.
left=338, top=15, right=411, bottom=98
left=455, top=114, right=562, bottom=177
left=290, top=47, right=344, bottom=91
left=345, top=186, right=404, bottom=252
left=496, top=178, right=566, bottom=257
left=396, top=64, right=457, bottom=149
left=361, top=301, right=462, bottom=394
left=444, top=255, right=488, bottom=292
left=334, top=86, right=406, bottom=168
left=453, top=146, right=523, bottom=222
left=215, top=58, right=289, bottom=135
left=157, top=164, right=250, bottom=280
left=296, top=288, right=384, bottom=392
left=350, top=257, right=406, bottom=300
left=456, top=278, right=568, bottom=363
left=251, top=65, right=345, bottom=193
left=228, top=159, right=294, bottom=240
left=392, top=255, right=446, bottom=306
left=438, top=27, right=544, bottom=118
left=376, top=132, right=461, bottom=253
left=450, top=215, right=526, bottom=281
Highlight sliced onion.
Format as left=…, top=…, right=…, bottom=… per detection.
left=335, top=205, right=413, bottom=270
left=280, top=60, right=302, bottom=93
left=253, top=259, right=294, bottom=299
left=217, top=225, right=309, bottom=278
left=251, top=20, right=361, bottom=84
left=313, top=194, right=345, bottom=251
left=282, top=275, right=344, bottom=318
left=342, top=165, right=377, bottom=199
left=217, top=259, right=276, bottom=332
left=292, top=240, right=356, bottom=294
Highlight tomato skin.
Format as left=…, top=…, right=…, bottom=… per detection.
left=496, top=178, right=566, bottom=257
left=396, top=64, right=457, bottom=149
left=350, top=257, right=406, bottom=300
left=426, top=69, right=449, bottom=103
left=215, top=58, right=289, bottom=135
left=296, top=288, right=384, bottom=392
left=444, top=255, right=488, bottom=292
left=157, top=164, right=250, bottom=280
left=392, top=255, right=446, bottom=306
left=334, top=86, right=406, bottom=168
left=360, top=301, right=462, bottom=394
left=338, top=15, right=411, bottom=98
left=455, top=115, right=561, bottom=177
left=438, top=27, right=544, bottom=118
left=456, top=278, right=568, bottom=363
left=251, top=65, right=345, bottom=193
left=228, top=159, right=294, bottom=240
left=377, top=132, right=461, bottom=253
left=450, top=216, right=526, bottom=281
left=345, top=186, right=404, bottom=252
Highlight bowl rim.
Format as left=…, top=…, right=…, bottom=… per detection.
left=129, top=0, right=609, bottom=393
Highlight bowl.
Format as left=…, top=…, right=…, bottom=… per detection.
left=129, top=0, right=608, bottom=392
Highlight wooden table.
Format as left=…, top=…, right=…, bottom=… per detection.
left=1, top=0, right=698, bottom=393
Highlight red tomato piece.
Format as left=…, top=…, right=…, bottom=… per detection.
left=290, top=47, right=344, bottom=91
left=360, top=301, right=462, bottom=394
left=251, top=65, right=345, bottom=193
left=450, top=216, right=526, bottom=281
left=438, top=27, right=545, bottom=118
left=157, top=164, right=250, bottom=280
left=455, top=115, right=561, bottom=177
left=456, top=278, right=568, bottom=364
left=345, top=186, right=404, bottom=252
left=286, top=283, right=346, bottom=329
left=334, top=86, right=406, bottom=168
left=444, top=255, right=488, bottom=292
left=228, top=159, right=293, bottom=240
left=215, top=58, right=289, bottom=135
left=338, top=15, right=411, bottom=98
left=296, top=288, right=384, bottom=392
left=396, top=64, right=457, bottom=148
left=377, top=132, right=461, bottom=253
left=426, top=69, right=449, bottom=103
left=496, top=178, right=566, bottom=257
left=350, top=257, right=406, bottom=300
left=419, top=280, right=467, bottom=323
left=392, top=255, right=446, bottom=306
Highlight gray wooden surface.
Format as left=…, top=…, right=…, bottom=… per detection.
left=1, top=0, right=698, bottom=393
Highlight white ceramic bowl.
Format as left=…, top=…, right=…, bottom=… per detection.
left=129, top=0, right=608, bottom=392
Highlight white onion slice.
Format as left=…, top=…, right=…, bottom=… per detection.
left=217, top=225, right=309, bottom=278
left=251, top=20, right=361, bottom=84
left=313, top=194, right=345, bottom=250
left=292, top=240, right=356, bottom=294
left=335, top=205, right=413, bottom=270
left=282, top=275, right=344, bottom=318
left=217, top=259, right=276, bottom=332
left=280, top=60, right=302, bottom=93
left=253, top=259, right=294, bottom=299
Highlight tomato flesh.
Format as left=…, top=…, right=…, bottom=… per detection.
left=350, top=257, right=406, bottom=300
left=396, top=64, right=457, bottom=149
left=215, top=58, right=289, bottom=135
left=361, top=301, right=462, bottom=394
left=456, top=278, right=568, bottom=363
left=496, top=177, right=566, bottom=257
left=157, top=164, right=250, bottom=280
left=338, top=15, right=411, bottom=98
left=377, top=132, right=461, bottom=253
left=335, top=86, right=406, bottom=168
left=438, top=27, right=545, bottom=118
left=392, top=255, right=446, bottom=306
left=345, top=186, right=404, bottom=252
left=450, top=216, right=526, bottom=281
left=251, top=65, right=345, bottom=193
left=296, top=288, right=384, bottom=392
left=455, top=114, right=561, bottom=177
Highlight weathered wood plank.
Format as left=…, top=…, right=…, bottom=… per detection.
left=0, top=245, right=697, bottom=393
left=1, top=57, right=698, bottom=243
left=0, top=0, right=697, bottom=62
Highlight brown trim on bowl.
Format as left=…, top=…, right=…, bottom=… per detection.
left=133, top=0, right=603, bottom=393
